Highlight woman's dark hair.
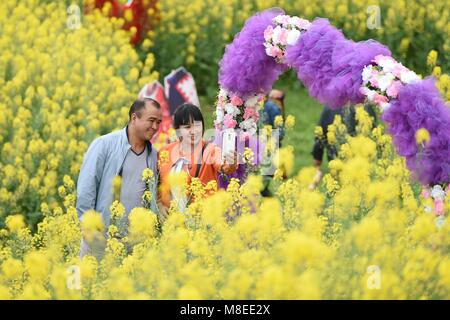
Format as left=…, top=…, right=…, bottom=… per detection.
left=173, top=103, right=204, bottom=133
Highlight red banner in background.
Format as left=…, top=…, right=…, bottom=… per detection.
left=138, top=68, right=200, bottom=145
left=84, top=0, right=158, bottom=45
left=164, top=67, right=201, bottom=115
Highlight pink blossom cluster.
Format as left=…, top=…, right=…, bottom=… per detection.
left=215, top=87, right=265, bottom=136
left=360, top=55, right=421, bottom=112
left=263, top=15, right=311, bottom=63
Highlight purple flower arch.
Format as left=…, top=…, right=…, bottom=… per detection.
left=215, top=8, right=450, bottom=188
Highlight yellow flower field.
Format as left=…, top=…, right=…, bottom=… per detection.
left=1, top=105, right=449, bottom=299
left=0, top=0, right=449, bottom=300
left=0, top=0, right=158, bottom=227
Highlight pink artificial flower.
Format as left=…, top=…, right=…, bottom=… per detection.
left=373, top=93, right=388, bottom=105
left=297, top=19, right=311, bottom=30
left=218, top=95, right=226, bottom=105
left=223, top=114, right=237, bottom=129
left=373, top=55, right=385, bottom=65
left=289, top=17, right=311, bottom=30
left=392, top=64, right=406, bottom=78
left=369, top=77, right=379, bottom=87
left=264, top=26, right=274, bottom=42
left=370, top=69, right=380, bottom=77
left=435, top=199, right=444, bottom=216
left=230, top=95, right=243, bottom=106
left=280, top=15, right=290, bottom=25
left=269, top=46, right=283, bottom=58
left=359, top=87, right=367, bottom=95
left=272, top=26, right=282, bottom=44
left=373, top=54, right=395, bottom=66
left=243, top=107, right=255, bottom=120
left=421, top=189, right=430, bottom=199
left=278, top=28, right=289, bottom=46
left=386, top=80, right=402, bottom=98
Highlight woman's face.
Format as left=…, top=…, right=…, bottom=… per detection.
left=179, top=120, right=203, bottom=146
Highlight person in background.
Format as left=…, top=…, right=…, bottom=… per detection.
left=269, top=89, right=286, bottom=119
left=309, top=104, right=377, bottom=189
left=260, top=89, right=286, bottom=197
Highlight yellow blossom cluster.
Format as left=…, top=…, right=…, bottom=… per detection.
left=427, top=50, right=450, bottom=101
left=0, top=0, right=158, bottom=227
left=1, top=105, right=449, bottom=299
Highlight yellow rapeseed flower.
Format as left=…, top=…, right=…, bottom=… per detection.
left=415, top=128, right=430, bottom=145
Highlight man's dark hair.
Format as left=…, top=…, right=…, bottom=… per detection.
left=173, top=103, right=204, bottom=133
left=129, top=98, right=161, bottom=120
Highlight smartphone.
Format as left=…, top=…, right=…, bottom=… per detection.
left=222, top=129, right=236, bottom=162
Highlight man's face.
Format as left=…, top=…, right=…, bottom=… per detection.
left=269, top=89, right=284, bottom=100
left=131, top=102, right=162, bottom=141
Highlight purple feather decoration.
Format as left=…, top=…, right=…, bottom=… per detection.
left=217, top=9, right=450, bottom=186
left=218, top=8, right=288, bottom=97
left=284, top=18, right=345, bottom=107
left=381, top=77, right=450, bottom=185
left=285, top=18, right=391, bottom=109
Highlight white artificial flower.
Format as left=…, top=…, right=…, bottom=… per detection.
left=379, top=57, right=396, bottom=72
left=240, top=119, right=257, bottom=135
left=224, top=103, right=236, bottom=115
left=273, top=15, right=283, bottom=25
left=216, top=109, right=224, bottom=122
left=361, top=65, right=373, bottom=83
left=400, top=70, right=420, bottom=84
left=240, top=119, right=249, bottom=129
left=431, top=185, right=446, bottom=201
left=361, top=87, right=376, bottom=101
left=377, top=73, right=395, bottom=91
left=240, top=119, right=255, bottom=131
left=299, top=19, right=311, bottom=30
left=288, top=16, right=301, bottom=27
left=244, top=95, right=259, bottom=107
left=286, top=29, right=301, bottom=46
left=272, top=25, right=283, bottom=44
left=247, top=125, right=257, bottom=136
left=379, top=102, right=391, bottom=112
left=274, top=15, right=289, bottom=26
left=218, top=88, right=228, bottom=98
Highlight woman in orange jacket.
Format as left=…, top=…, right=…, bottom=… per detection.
left=157, top=103, right=238, bottom=219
